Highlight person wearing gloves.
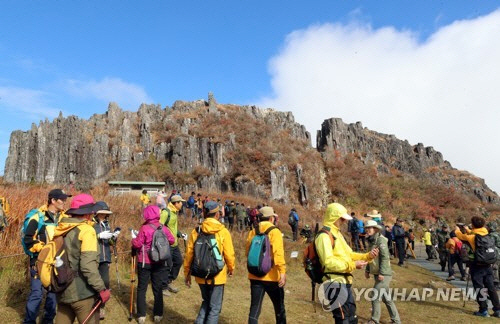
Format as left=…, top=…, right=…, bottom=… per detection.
left=53, top=193, right=111, bottom=324
left=132, top=205, right=175, bottom=324
left=93, top=201, right=120, bottom=320
left=184, top=201, right=235, bottom=324
left=160, top=194, right=187, bottom=295
left=316, top=203, right=379, bottom=324
left=364, top=220, right=401, bottom=324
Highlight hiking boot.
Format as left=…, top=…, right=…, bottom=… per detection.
left=167, top=283, right=179, bottom=293
left=99, top=308, right=105, bottom=320
left=446, top=276, right=455, bottom=281
left=460, top=277, right=467, bottom=281
left=162, top=289, right=171, bottom=296
left=473, top=310, right=490, bottom=317
left=154, top=315, right=163, bottom=322
left=493, top=310, right=500, bottom=318
left=138, top=317, right=146, bottom=324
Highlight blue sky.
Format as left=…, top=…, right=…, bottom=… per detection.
left=2, top=1, right=500, bottom=192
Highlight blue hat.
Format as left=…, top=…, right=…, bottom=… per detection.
left=205, top=201, right=219, bottom=213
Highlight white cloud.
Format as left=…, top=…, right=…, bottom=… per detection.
left=64, top=77, right=153, bottom=109
left=258, top=10, right=500, bottom=193
left=0, top=86, right=61, bottom=119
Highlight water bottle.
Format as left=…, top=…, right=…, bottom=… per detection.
left=55, top=256, right=63, bottom=268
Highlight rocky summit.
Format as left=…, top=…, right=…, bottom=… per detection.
left=4, top=94, right=498, bottom=206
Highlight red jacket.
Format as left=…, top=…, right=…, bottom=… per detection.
left=132, top=205, right=175, bottom=265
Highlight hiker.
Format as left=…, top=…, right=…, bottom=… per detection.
left=187, top=192, right=196, bottom=218
left=236, top=202, right=246, bottom=232
left=406, top=229, right=415, bottom=254
left=227, top=201, right=235, bottom=230
left=423, top=228, right=434, bottom=260
left=132, top=205, right=175, bottom=324
left=156, top=190, right=167, bottom=209
left=184, top=201, right=235, bottom=324
left=436, top=224, right=449, bottom=272
left=486, top=221, right=500, bottom=289
left=160, top=194, right=187, bottom=296
left=455, top=216, right=500, bottom=317
left=300, top=224, right=313, bottom=243
left=348, top=212, right=360, bottom=251
left=288, top=208, right=299, bottom=241
left=392, top=218, right=406, bottom=266
left=246, top=206, right=286, bottom=324
left=196, top=194, right=204, bottom=219
left=364, top=220, right=401, bottom=324
left=54, top=193, right=111, bottom=324
left=445, top=231, right=466, bottom=281
left=22, top=189, right=70, bottom=324
left=316, top=203, right=379, bottom=324
left=357, top=216, right=366, bottom=251
left=217, top=198, right=225, bottom=223
left=93, top=201, right=120, bottom=320
left=140, top=190, right=150, bottom=208
left=0, top=196, right=10, bottom=232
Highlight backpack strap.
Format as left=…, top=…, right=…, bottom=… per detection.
left=149, top=223, right=162, bottom=231
left=264, top=226, right=277, bottom=235
left=314, top=228, right=352, bottom=279
left=162, top=208, right=171, bottom=227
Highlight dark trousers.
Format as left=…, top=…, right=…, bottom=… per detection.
left=24, top=268, right=57, bottom=324
left=248, top=280, right=286, bottom=324
left=98, top=262, right=110, bottom=310
left=470, top=263, right=500, bottom=312
left=395, top=240, right=405, bottom=265
left=290, top=224, right=298, bottom=241
left=447, top=253, right=465, bottom=278
left=196, top=284, right=224, bottom=324
left=137, top=262, right=168, bottom=317
left=425, top=245, right=433, bottom=259
left=350, top=232, right=360, bottom=251
left=359, top=235, right=366, bottom=251
left=165, top=245, right=183, bottom=284
left=228, top=217, right=234, bottom=230
left=438, top=250, right=448, bottom=270
left=331, top=284, right=357, bottom=324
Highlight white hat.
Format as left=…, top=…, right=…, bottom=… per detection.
left=365, top=219, right=382, bottom=230
left=366, top=209, right=382, bottom=218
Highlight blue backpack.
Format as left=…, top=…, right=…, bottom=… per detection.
left=21, top=209, right=46, bottom=257
left=247, top=225, right=277, bottom=277
left=187, top=196, right=195, bottom=208
left=357, top=219, right=365, bottom=234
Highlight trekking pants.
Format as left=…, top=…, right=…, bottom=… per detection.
left=438, top=250, right=448, bottom=270
left=248, top=280, right=286, bottom=324
left=395, top=240, right=405, bottom=265
left=290, top=224, right=298, bottom=241
left=493, top=261, right=499, bottom=285
left=370, top=275, right=401, bottom=324
left=24, top=267, right=57, bottom=324
left=425, top=245, right=433, bottom=259
left=330, top=283, right=358, bottom=324
left=98, top=262, right=110, bottom=310
left=167, top=245, right=183, bottom=283
left=55, top=296, right=99, bottom=324
left=470, top=263, right=500, bottom=312
left=350, top=232, right=360, bottom=252
left=447, top=253, right=465, bottom=278
left=137, top=262, right=168, bottom=317
left=195, top=284, right=224, bottom=324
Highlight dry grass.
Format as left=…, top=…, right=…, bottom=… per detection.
left=0, top=185, right=498, bottom=323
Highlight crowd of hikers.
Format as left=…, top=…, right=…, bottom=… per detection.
left=0, top=188, right=496, bottom=324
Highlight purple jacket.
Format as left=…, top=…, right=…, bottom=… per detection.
left=132, top=205, right=175, bottom=265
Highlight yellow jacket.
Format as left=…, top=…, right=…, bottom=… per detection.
left=184, top=217, right=235, bottom=285
left=246, top=221, right=286, bottom=282
left=423, top=231, right=432, bottom=245
left=140, top=193, right=150, bottom=205
left=315, top=203, right=373, bottom=284
left=455, top=227, right=489, bottom=251
left=0, top=197, right=10, bottom=215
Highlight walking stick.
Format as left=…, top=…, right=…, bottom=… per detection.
left=128, top=254, right=136, bottom=322
left=311, top=281, right=316, bottom=313
left=463, top=267, right=470, bottom=307
left=113, top=244, right=121, bottom=293
left=82, top=299, right=102, bottom=324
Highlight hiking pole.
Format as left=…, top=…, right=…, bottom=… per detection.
left=463, top=268, right=470, bottom=307
left=129, top=254, right=136, bottom=321
left=311, top=280, right=316, bottom=313
left=113, top=244, right=121, bottom=293
left=82, top=299, right=102, bottom=324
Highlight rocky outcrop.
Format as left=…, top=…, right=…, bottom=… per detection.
left=316, top=118, right=498, bottom=203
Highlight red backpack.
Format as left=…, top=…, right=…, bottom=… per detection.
left=452, top=237, right=463, bottom=255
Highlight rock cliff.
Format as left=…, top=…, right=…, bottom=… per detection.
left=4, top=95, right=498, bottom=205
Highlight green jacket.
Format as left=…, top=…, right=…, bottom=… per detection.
left=366, top=233, right=392, bottom=276
left=236, top=206, right=246, bottom=221
left=436, top=230, right=449, bottom=251
left=54, top=217, right=106, bottom=304
left=160, top=203, right=180, bottom=247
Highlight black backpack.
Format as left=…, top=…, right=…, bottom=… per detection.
left=190, top=227, right=225, bottom=281
left=288, top=212, right=296, bottom=226
left=149, top=224, right=172, bottom=264
left=474, top=234, right=497, bottom=265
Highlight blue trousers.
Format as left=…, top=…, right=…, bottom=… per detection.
left=23, top=268, right=57, bottom=324
left=195, top=284, right=224, bottom=324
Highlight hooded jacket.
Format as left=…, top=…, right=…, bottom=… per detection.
left=94, top=218, right=113, bottom=263
left=246, top=221, right=286, bottom=282
left=160, top=202, right=180, bottom=247
left=132, top=205, right=175, bottom=266
left=454, top=227, right=489, bottom=251
left=366, top=232, right=392, bottom=276
left=184, top=217, right=235, bottom=285
left=53, top=217, right=106, bottom=304
left=315, top=203, right=374, bottom=284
